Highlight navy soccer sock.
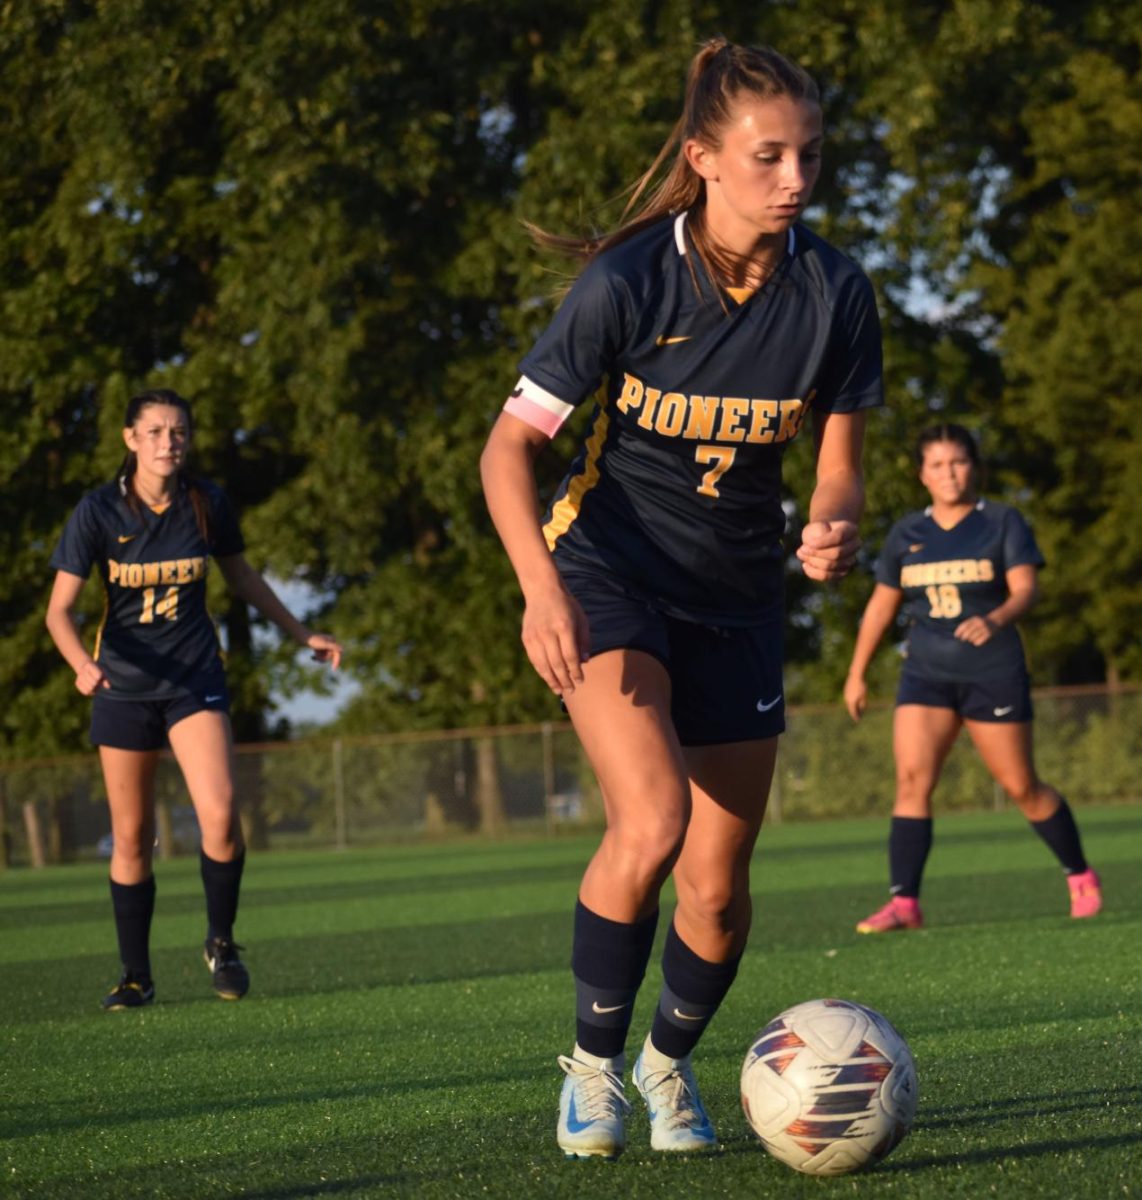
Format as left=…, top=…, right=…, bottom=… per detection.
left=110, top=876, right=156, bottom=980
left=200, top=849, right=245, bottom=941
left=889, top=816, right=933, bottom=898
left=649, top=921, right=742, bottom=1060
left=1030, top=798, right=1088, bottom=874
left=572, top=900, right=659, bottom=1060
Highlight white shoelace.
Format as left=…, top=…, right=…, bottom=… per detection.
left=640, top=1064, right=705, bottom=1129
left=558, top=1055, right=631, bottom=1121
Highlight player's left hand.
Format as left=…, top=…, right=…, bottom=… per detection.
left=953, top=616, right=995, bottom=646
left=305, top=633, right=343, bottom=670
left=797, top=520, right=860, bottom=581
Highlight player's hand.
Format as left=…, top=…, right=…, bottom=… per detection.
left=75, top=661, right=110, bottom=696
left=521, top=584, right=590, bottom=697
left=843, top=674, right=867, bottom=722
left=305, top=633, right=343, bottom=670
left=797, top=520, right=860, bottom=581
left=953, top=615, right=995, bottom=646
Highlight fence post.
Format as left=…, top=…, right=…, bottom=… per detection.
left=542, top=722, right=555, bottom=835
left=768, top=747, right=782, bottom=825
left=332, top=738, right=347, bottom=851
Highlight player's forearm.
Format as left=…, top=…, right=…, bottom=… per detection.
left=986, top=584, right=1038, bottom=631
left=848, top=614, right=889, bottom=679
left=227, top=565, right=312, bottom=644
left=808, top=468, right=865, bottom=526
left=45, top=609, right=97, bottom=675
left=480, top=434, right=565, bottom=602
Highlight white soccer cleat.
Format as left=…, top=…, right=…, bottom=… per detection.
left=633, top=1038, right=718, bottom=1152
left=556, top=1049, right=629, bottom=1159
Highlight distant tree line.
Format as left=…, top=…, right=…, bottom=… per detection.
left=2, top=0, right=1137, bottom=758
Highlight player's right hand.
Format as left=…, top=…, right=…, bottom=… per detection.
left=843, top=674, right=866, bottom=722
left=75, top=661, right=110, bottom=696
left=520, top=585, right=590, bottom=697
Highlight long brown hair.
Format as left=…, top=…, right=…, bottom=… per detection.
left=531, top=38, right=820, bottom=290
left=118, top=388, right=212, bottom=542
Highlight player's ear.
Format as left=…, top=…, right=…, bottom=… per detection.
left=684, top=138, right=719, bottom=181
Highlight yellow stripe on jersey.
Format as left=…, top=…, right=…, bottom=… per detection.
left=543, top=399, right=611, bottom=551
left=93, top=591, right=109, bottom=662
left=724, top=285, right=756, bottom=304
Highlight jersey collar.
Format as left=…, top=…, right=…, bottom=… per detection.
left=673, top=211, right=796, bottom=258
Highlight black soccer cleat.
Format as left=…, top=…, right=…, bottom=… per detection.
left=203, top=936, right=250, bottom=1000
left=101, top=971, right=155, bottom=1011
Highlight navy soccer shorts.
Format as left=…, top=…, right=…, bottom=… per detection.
left=895, top=668, right=1033, bottom=723
left=559, top=565, right=785, bottom=746
left=90, top=682, right=231, bottom=751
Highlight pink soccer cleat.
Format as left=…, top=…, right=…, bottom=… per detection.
left=1067, top=868, right=1102, bottom=919
left=856, top=896, right=924, bottom=934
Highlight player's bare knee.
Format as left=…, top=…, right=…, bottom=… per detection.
left=602, top=820, right=684, bottom=889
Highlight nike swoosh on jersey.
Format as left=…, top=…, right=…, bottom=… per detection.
left=756, top=695, right=782, bottom=713
left=908, top=543, right=924, bottom=553
left=993, top=706, right=1014, bottom=717
left=591, top=1000, right=626, bottom=1014
left=205, top=695, right=224, bottom=703
left=655, top=334, right=692, bottom=346
left=117, top=534, right=137, bottom=543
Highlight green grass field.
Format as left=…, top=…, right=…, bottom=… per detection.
left=2, top=804, right=1140, bottom=1198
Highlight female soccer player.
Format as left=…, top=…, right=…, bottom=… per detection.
left=844, top=423, right=1101, bottom=933
left=46, top=388, right=342, bottom=1010
left=481, top=40, right=882, bottom=1157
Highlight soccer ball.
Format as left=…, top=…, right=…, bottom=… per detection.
left=740, top=998, right=918, bottom=1176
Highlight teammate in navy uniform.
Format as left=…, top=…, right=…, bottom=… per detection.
left=844, top=423, right=1101, bottom=932
left=481, top=40, right=882, bottom=1157
left=46, top=389, right=342, bottom=1010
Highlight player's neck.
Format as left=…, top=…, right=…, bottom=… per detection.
left=132, top=470, right=178, bottom=509
left=929, top=499, right=976, bottom=529
left=701, top=210, right=786, bottom=288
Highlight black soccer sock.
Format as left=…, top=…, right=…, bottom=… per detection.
left=572, top=900, right=659, bottom=1060
left=1030, top=798, right=1088, bottom=874
left=649, top=921, right=742, bottom=1061
left=200, top=849, right=245, bottom=941
left=110, top=876, right=156, bottom=980
left=889, top=816, right=933, bottom=899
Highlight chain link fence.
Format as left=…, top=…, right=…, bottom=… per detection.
left=2, top=685, right=1138, bottom=868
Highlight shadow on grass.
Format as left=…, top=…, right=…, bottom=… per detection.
left=8, top=851, right=1140, bottom=1027
left=916, top=1082, right=1142, bottom=1129
left=884, top=1129, right=1142, bottom=1172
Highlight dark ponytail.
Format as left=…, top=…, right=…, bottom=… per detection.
left=119, top=389, right=212, bottom=543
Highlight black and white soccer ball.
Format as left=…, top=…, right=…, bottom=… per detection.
left=741, top=998, right=918, bottom=1176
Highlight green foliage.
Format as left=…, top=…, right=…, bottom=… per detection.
left=1, top=0, right=1137, bottom=755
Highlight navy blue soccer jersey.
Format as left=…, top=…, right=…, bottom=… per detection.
left=506, top=213, right=883, bottom=623
left=875, top=500, right=1045, bottom=682
left=50, top=479, right=245, bottom=699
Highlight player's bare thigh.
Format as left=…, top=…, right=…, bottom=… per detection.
left=563, top=648, right=691, bottom=922
left=962, top=719, right=1055, bottom=818
left=167, top=709, right=243, bottom=859
left=892, top=704, right=962, bottom=817
left=99, top=746, right=160, bottom=883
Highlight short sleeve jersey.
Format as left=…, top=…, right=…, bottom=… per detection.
left=875, top=500, right=1045, bottom=682
left=50, top=479, right=245, bottom=699
left=507, top=213, right=884, bottom=624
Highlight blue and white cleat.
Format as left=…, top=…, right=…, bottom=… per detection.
left=632, top=1037, right=718, bottom=1152
left=556, top=1048, right=629, bottom=1159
